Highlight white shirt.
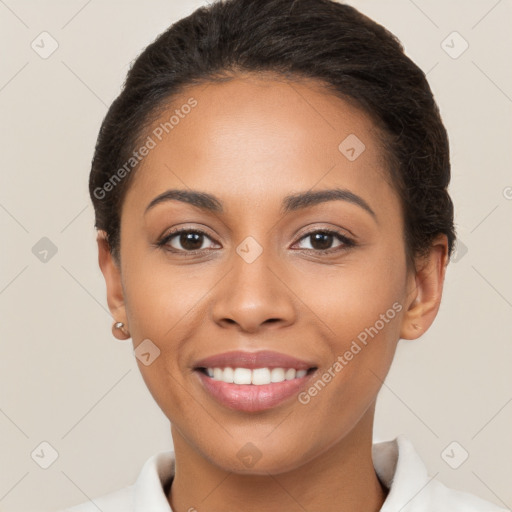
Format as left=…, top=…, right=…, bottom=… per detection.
left=61, top=436, right=509, bottom=512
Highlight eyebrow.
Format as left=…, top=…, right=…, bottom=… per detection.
left=145, top=187, right=377, bottom=220
left=282, top=188, right=376, bottom=220
left=145, top=189, right=223, bottom=214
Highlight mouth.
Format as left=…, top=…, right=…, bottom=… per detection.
left=192, top=350, right=318, bottom=412
left=196, top=366, right=317, bottom=384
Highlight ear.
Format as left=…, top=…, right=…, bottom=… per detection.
left=400, top=234, right=449, bottom=340
left=97, top=230, right=130, bottom=340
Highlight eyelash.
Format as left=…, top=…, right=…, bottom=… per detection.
left=156, top=227, right=356, bottom=256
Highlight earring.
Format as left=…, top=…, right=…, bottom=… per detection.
left=112, top=321, right=130, bottom=340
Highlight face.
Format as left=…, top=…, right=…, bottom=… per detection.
left=100, top=74, right=446, bottom=474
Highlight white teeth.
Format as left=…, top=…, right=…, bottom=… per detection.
left=223, top=367, right=234, bottom=383
left=203, top=367, right=310, bottom=385
left=252, top=368, right=271, bottom=385
left=270, top=368, right=285, bottom=382
left=285, top=368, right=296, bottom=380
left=233, top=368, right=252, bottom=384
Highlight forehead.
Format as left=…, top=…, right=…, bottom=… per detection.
left=123, top=74, right=397, bottom=218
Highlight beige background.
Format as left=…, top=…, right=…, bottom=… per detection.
left=0, top=0, right=511, bottom=511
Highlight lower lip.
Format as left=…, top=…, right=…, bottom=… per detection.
left=195, top=370, right=316, bottom=412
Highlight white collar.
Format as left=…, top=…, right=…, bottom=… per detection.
left=130, top=436, right=506, bottom=512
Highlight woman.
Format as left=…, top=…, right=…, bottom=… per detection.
left=62, top=0, right=507, bottom=510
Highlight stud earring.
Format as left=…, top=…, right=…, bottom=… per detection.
left=112, top=321, right=130, bottom=340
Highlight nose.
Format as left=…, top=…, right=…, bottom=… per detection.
left=211, top=246, right=297, bottom=333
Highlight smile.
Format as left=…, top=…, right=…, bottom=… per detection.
left=199, top=366, right=310, bottom=385
left=192, top=350, right=318, bottom=412
left=195, top=366, right=319, bottom=414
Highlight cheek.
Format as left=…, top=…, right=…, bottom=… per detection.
left=122, top=254, right=206, bottom=341
left=297, top=247, right=405, bottom=343
left=295, top=302, right=402, bottom=449
left=120, top=257, right=197, bottom=396
left=300, top=252, right=405, bottom=396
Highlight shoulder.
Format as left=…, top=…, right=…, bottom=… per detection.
left=424, top=478, right=509, bottom=511
left=374, top=436, right=509, bottom=512
left=56, top=450, right=175, bottom=512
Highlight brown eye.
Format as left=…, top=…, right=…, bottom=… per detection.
left=309, top=232, right=335, bottom=251
left=159, top=229, right=219, bottom=253
left=294, top=230, right=355, bottom=254
left=176, top=232, right=205, bottom=251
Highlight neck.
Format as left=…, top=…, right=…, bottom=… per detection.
left=168, top=407, right=387, bottom=512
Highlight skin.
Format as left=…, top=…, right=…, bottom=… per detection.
left=98, top=74, right=448, bottom=512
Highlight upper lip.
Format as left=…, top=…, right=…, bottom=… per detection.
left=193, top=350, right=317, bottom=371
